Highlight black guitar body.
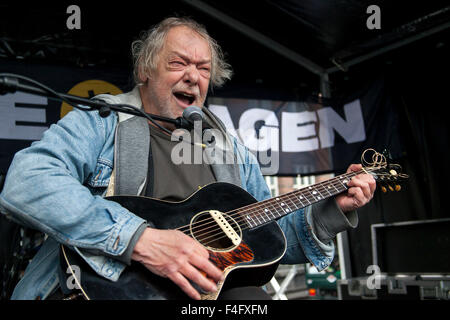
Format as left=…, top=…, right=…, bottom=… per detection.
left=60, top=182, right=287, bottom=300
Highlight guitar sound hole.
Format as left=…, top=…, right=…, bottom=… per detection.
left=190, top=211, right=242, bottom=252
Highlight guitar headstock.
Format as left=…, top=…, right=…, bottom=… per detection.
left=361, top=149, right=409, bottom=193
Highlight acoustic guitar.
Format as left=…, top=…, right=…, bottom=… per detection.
left=59, top=149, right=407, bottom=300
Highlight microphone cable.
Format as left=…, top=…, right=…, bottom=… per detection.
left=0, top=73, right=215, bottom=148
left=0, top=73, right=174, bottom=136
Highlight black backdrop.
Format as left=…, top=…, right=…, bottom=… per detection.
left=331, top=30, right=450, bottom=277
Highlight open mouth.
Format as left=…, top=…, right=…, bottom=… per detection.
left=173, top=92, right=196, bottom=107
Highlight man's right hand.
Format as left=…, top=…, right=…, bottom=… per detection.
left=131, top=227, right=224, bottom=300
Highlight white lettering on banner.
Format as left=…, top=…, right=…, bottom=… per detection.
left=209, top=99, right=366, bottom=152
left=281, top=110, right=318, bottom=152
left=317, top=100, right=366, bottom=148
left=0, top=92, right=48, bottom=140
left=208, top=104, right=239, bottom=139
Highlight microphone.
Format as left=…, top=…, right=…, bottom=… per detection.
left=180, top=106, right=215, bottom=146
left=0, top=76, right=19, bottom=95
left=182, top=105, right=203, bottom=124
left=177, top=106, right=211, bottom=130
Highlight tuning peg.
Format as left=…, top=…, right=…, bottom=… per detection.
left=381, top=186, right=387, bottom=193
left=389, top=169, right=398, bottom=176
left=395, top=184, right=401, bottom=192
left=388, top=185, right=394, bottom=192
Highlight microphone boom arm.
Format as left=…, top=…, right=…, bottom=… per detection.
left=0, top=74, right=189, bottom=133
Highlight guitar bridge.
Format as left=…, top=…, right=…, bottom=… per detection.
left=209, top=210, right=241, bottom=246
left=190, top=210, right=242, bottom=252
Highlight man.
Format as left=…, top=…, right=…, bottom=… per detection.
left=0, top=17, right=376, bottom=300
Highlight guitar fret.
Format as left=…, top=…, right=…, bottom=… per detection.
left=298, top=192, right=311, bottom=205
left=267, top=200, right=282, bottom=220
left=278, top=197, right=291, bottom=214
left=261, top=208, right=270, bottom=222
left=330, top=181, right=340, bottom=193
left=304, top=187, right=317, bottom=202
left=255, top=210, right=264, bottom=224
left=338, top=178, right=348, bottom=189
left=286, top=195, right=299, bottom=210
left=240, top=170, right=368, bottom=229
left=276, top=198, right=286, bottom=216
left=341, top=179, right=349, bottom=186
left=263, top=208, right=275, bottom=220
left=283, top=195, right=298, bottom=212
left=245, top=213, right=256, bottom=228
left=273, top=201, right=284, bottom=215
left=296, top=194, right=305, bottom=207
left=281, top=197, right=295, bottom=213
left=253, top=212, right=262, bottom=225
left=320, top=183, right=333, bottom=197
left=310, top=186, right=323, bottom=201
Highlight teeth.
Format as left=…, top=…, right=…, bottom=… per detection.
left=177, top=92, right=194, bottom=98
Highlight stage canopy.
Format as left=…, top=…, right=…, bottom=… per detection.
left=0, top=1, right=449, bottom=94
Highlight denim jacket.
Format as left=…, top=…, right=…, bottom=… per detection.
left=0, top=88, right=348, bottom=300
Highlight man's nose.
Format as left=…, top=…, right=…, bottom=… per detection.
left=183, top=65, right=200, bottom=85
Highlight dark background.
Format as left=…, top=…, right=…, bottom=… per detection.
left=1, top=1, right=449, bottom=279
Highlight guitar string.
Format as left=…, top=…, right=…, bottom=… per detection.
left=174, top=169, right=373, bottom=243
left=193, top=168, right=388, bottom=247
left=175, top=169, right=368, bottom=239
left=186, top=172, right=360, bottom=246
left=210, top=166, right=391, bottom=233
left=183, top=166, right=395, bottom=247
left=174, top=149, right=383, bottom=236
left=175, top=170, right=358, bottom=236
left=179, top=151, right=387, bottom=244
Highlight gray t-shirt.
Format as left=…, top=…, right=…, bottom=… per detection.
left=145, top=124, right=216, bottom=201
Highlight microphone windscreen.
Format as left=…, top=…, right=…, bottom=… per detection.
left=182, top=106, right=204, bottom=123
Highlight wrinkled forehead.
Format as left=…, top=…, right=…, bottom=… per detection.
left=161, top=26, right=212, bottom=63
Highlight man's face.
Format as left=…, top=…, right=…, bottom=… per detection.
left=140, top=26, right=212, bottom=121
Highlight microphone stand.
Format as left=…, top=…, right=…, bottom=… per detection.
left=0, top=74, right=191, bottom=131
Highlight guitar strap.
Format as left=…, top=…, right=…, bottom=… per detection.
left=111, top=115, right=150, bottom=196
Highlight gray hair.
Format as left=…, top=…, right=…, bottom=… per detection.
left=131, top=17, right=232, bottom=88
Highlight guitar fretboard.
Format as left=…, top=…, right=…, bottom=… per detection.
left=238, top=169, right=369, bottom=228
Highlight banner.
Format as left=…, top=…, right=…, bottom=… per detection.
left=208, top=78, right=402, bottom=175
left=0, top=60, right=132, bottom=173
left=0, top=61, right=402, bottom=175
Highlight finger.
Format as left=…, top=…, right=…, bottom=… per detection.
left=181, top=263, right=218, bottom=293
left=364, top=174, right=377, bottom=194
left=353, top=174, right=377, bottom=196
left=347, top=187, right=366, bottom=207
left=179, top=236, right=222, bottom=281
left=348, top=176, right=372, bottom=199
left=190, top=252, right=224, bottom=283
left=347, top=164, right=362, bottom=173
left=168, top=272, right=201, bottom=300
left=192, top=244, right=210, bottom=260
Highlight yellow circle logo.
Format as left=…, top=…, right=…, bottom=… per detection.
left=60, top=80, right=123, bottom=118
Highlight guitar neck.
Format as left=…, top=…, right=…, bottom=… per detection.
left=240, top=169, right=369, bottom=229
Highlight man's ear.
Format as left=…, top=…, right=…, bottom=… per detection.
left=138, top=74, right=148, bottom=84
left=138, top=67, right=150, bottom=84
